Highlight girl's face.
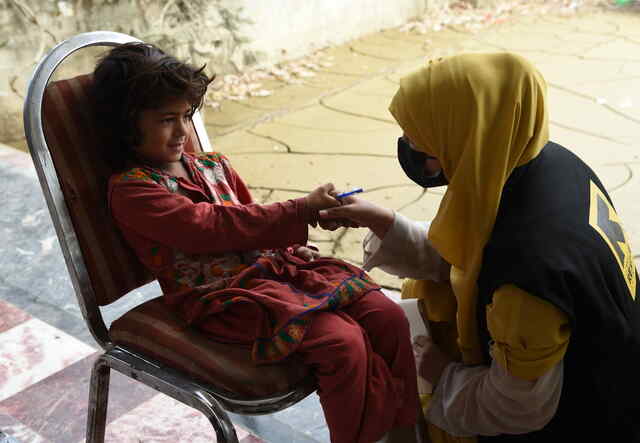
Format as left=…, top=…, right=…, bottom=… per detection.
left=134, top=97, right=193, bottom=168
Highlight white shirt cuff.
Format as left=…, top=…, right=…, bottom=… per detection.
left=362, top=212, right=443, bottom=280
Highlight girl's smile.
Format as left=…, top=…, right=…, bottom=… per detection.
left=134, top=97, right=193, bottom=170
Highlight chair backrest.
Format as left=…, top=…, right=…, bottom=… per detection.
left=24, top=32, right=212, bottom=347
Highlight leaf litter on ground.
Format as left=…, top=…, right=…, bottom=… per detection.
left=205, top=0, right=625, bottom=111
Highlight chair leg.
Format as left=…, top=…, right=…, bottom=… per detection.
left=206, top=415, right=240, bottom=443
left=192, top=391, right=240, bottom=443
left=86, top=355, right=111, bottom=443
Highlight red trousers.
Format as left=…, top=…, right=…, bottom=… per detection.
left=201, top=290, right=418, bottom=443
left=298, top=290, right=419, bottom=443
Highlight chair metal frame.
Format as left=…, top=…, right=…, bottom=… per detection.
left=24, top=31, right=315, bottom=443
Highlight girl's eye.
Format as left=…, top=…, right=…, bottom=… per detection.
left=161, top=118, right=174, bottom=124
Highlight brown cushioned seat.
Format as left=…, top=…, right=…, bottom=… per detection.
left=110, top=296, right=311, bottom=398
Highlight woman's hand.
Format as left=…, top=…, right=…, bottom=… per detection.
left=414, top=335, right=453, bottom=387
left=318, top=217, right=360, bottom=231
left=318, top=196, right=394, bottom=239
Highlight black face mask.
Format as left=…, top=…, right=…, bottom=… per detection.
left=397, top=137, right=448, bottom=188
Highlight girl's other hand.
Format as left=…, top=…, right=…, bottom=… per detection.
left=294, top=246, right=321, bottom=262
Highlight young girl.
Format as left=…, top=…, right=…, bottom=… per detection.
left=91, top=42, right=420, bottom=443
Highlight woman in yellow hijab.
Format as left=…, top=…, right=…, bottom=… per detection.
left=319, top=52, right=640, bottom=442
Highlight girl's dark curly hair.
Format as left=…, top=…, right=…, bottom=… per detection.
left=91, top=42, right=215, bottom=171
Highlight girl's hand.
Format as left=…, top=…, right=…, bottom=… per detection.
left=305, top=183, right=342, bottom=227
left=305, top=183, right=341, bottom=212
left=294, top=246, right=321, bottom=262
left=318, top=196, right=394, bottom=239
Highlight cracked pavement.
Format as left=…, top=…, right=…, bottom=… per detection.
left=205, top=6, right=640, bottom=290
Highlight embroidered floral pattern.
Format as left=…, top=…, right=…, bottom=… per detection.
left=121, top=153, right=257, bottom=292
left=253, top=273, right=377, bottom=362
left=114, top=168, right=155, bottom=183
left=196, top=152, right=224, bottom=168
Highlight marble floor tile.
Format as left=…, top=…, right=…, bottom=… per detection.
left=0, top=300, right=30, bottom=333
left=0, top=353, right=158, bottom=442
left=0, top=317, right=95, bottom=402
left=271, top=393, right=329, bottom=442
left=0, top=144, right=36, bottom=178
left=0, top=431, right=20, bottom=443
left=101, top=393, right=262, bottom=443
left=240, top=436, right=265, bottom=443
left=0, top=412, right=48, bottom=443
left=230, top=413, right=321, bottom=443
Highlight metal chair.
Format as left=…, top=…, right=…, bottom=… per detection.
left=23, top=31, right=315, bottom=442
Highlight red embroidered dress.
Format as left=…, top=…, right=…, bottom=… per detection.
left=108, top=152, right=379, bottom=363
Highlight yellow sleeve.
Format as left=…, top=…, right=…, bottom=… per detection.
left=486, top=284, right=571, bottom=381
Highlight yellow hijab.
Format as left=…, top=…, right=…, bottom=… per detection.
left=389, top=53, right=549, bottom=364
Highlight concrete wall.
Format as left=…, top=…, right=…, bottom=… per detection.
left=0, top=0, right=454, bottom=147
left=240, top=0, right=429, bottom=62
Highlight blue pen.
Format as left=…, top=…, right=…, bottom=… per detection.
left=336, top=188, right=364, bottom=199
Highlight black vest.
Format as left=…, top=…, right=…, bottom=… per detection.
left=477, top=142, right=640, bottom=442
